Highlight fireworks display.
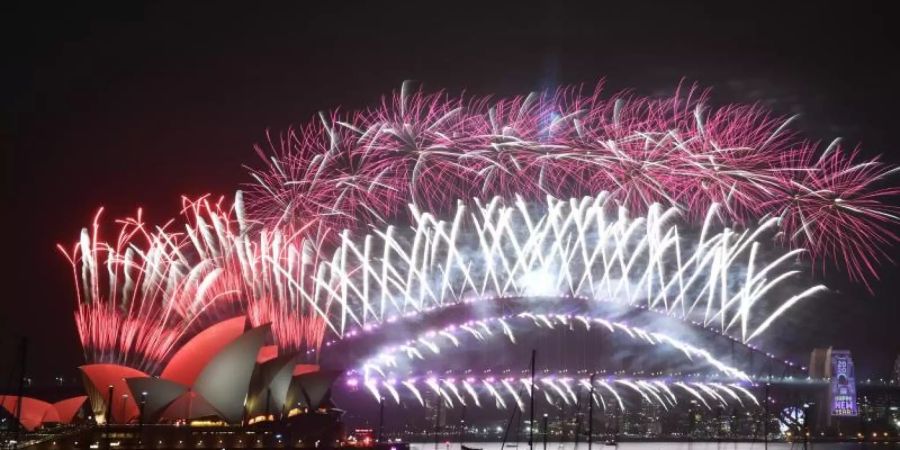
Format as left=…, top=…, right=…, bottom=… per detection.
left=350, top=373, right=757, bottom=412
left=246, top=82, right=899, bottom=287
left=62, top=193, right=820, bottom=374
left=59, top=81, right=898, bottom=402
left=59, top=195, right=328, bottom=372
left=322, top=194, right=824, bottom=342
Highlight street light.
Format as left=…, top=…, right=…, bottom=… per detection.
left=588, top=373, right=595, bottom=450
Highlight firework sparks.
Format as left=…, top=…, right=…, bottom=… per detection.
left=62, top=193, right=823, bottom=369
left=246, top=81, right=899, bottom=286
left=61, top=82, right=898, bottom=386
left=58, top=206, right=224, bottom=371
left=59, top=194, right=328, bottom=371
left=323, top=195, right=824, bottom=342
left=766, top=141, right=900, bottom=287
left=350, top=373, right=757, bottom=411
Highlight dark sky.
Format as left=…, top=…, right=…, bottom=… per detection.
left=3, top=1, right=899, bottom=385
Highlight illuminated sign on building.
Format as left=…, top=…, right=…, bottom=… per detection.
left=829, top=350, right=858, bottom=416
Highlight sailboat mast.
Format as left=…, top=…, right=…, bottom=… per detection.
left=588, top=373, right=595, bottom=450
left=529, top=349, right=536, bottom=450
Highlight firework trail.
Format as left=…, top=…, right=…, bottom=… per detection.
left=246, top=81, right=898, bottom=287
left=59, top=194, right=328, bottom=372
left=58, top=207, right=225, bottom=371
left=765, top=141, right=900, bottom=284
left=62, top=80, right=900, bottom=377
left=322, top=194, right=825, bottom=341
left=62, top=192, right=823, bottom=369
left=179, top=195, right=330, bottom=352
left=350, top=373, right=756, bottom=411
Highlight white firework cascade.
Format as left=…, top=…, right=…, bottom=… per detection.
left=322, top=193, right=824, bottom=342
left=354, top=373, right=759, bottom=412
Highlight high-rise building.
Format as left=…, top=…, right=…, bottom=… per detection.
left=892, top=354, right=900, bottom=384
left=423, top=391, right=446, bottom=431
left=808, top=347, right=859, bottom=426
left=809, top=347, right=832, bottom=378
left=828, top=350, right=858, bottom=417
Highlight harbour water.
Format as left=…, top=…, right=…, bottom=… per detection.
left=409, top=442, right=900, bottom=450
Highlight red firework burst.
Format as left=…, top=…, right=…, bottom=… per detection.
left=60, top=194, right=329, bottom=371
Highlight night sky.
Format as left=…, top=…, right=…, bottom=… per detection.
left=3, top=2, right=899, bottom=386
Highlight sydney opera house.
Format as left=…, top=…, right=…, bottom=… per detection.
left=1, top=316, right=341, bottom=436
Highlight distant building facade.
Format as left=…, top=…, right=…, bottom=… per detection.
left=893, top=354, right=900, bottom=384
left=809, top=347, right=832, bottom=379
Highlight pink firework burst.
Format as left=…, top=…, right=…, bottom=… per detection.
left=242, top=80, right=898, bottom=287
left=767, top=141, right=900, bottom=287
